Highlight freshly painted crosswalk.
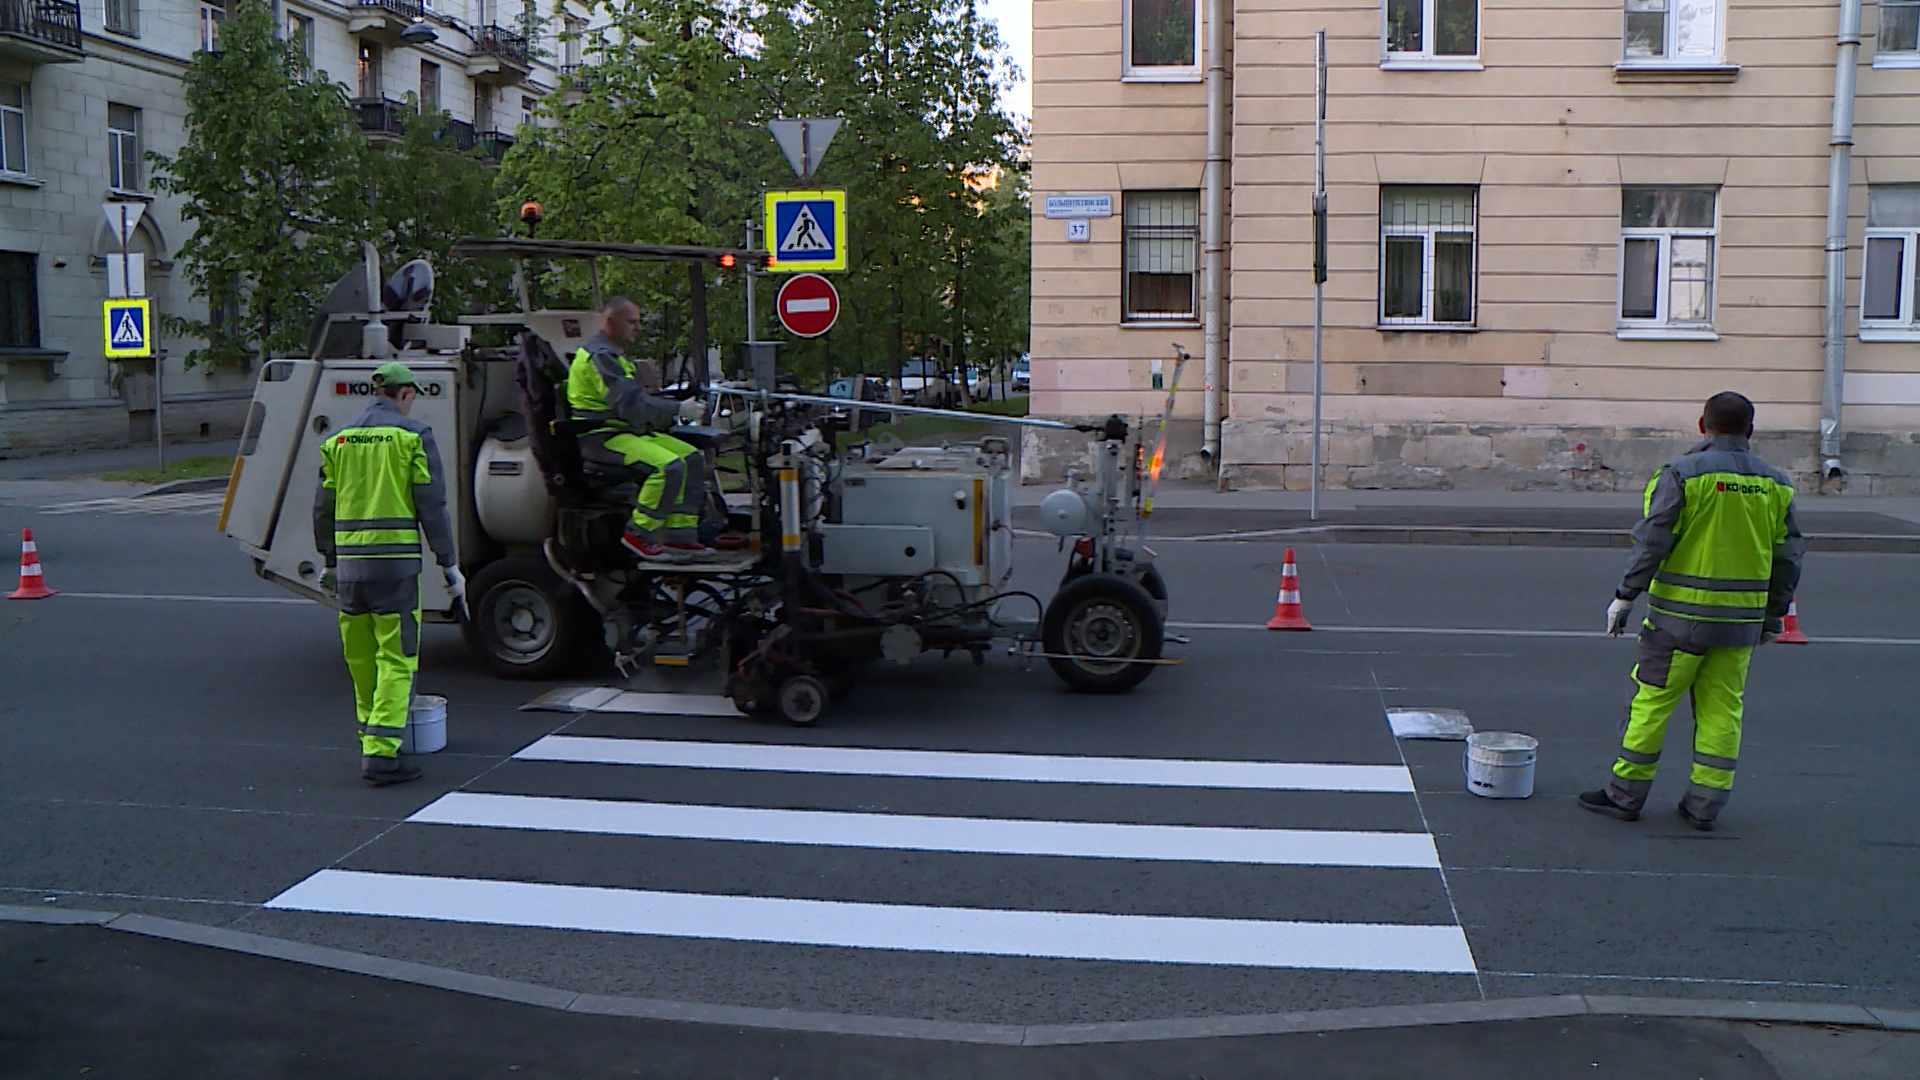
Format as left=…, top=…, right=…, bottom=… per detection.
left=265, top=729, right=1475, bottom=976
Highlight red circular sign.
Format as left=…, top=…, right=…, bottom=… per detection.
left=776, top=273, right=840, bottom=338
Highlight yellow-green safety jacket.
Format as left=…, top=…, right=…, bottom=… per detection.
left=313, top=395, right=457, bottom=583
left=566, top=332, right=678, bottom=436
left=1618, top=433, right=1804, bottom=649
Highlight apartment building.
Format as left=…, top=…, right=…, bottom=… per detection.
left=0, top=0, right=584, bottom=453
left=1031, top=0, right=1920, bottom=492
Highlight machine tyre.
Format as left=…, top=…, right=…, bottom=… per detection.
left=776, top=675, right=829, bottom=726
left=462, top=556, right=598, bottom=680
left=1042, top=573, right=1163, bottom=694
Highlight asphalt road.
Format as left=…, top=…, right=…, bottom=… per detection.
left=2, top=486, right=1917, bottom=1035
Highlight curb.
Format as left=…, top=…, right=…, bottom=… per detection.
left=4, top=905, right=1915, bottom=1045
left=1150, top=525, right=1920, bottom=554
left=135, top=476, right=231, bottom=498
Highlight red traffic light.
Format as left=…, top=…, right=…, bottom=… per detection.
left=718, top=252, right=737, bottom=269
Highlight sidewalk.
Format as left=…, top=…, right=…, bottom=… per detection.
left=3, top=917, right=1915, bottom=1080
left=0, top=437, right=239, bottom=482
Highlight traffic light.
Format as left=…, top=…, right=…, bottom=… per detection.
left=717, top=252, right=737, bottom=269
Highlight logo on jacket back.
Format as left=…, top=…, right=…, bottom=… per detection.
left=1716, top=480, right=1769, bottom=495
left=333, top=381, right=443, bottom=397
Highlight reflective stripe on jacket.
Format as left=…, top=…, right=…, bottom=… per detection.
left=313, top=396, right=456, bottom=583
left=1620, top=433, right=1804, bottom=649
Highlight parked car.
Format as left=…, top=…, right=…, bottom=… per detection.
left=894, top=358, right=959, bottom=407
left=1010, top=355, right=1031, bottom=393
left=828, top=376, right=887, bottom=401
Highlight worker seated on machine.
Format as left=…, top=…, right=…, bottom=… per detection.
left=566, top=296, right=722, bottom=564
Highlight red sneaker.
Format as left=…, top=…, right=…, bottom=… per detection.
left=621, top=530, right=676, bottom=562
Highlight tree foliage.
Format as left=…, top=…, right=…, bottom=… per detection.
left=501, top=0, right=1030, bottom=390
left=152, top=0, right=510, bottom=370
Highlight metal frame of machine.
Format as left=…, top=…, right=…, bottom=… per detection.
left=221, top=240, right=1184, bottom=725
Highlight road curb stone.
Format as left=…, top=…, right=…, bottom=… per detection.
left=4, top=906, right=1913, bottom=1045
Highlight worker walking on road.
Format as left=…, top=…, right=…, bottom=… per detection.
left=314, top=362, right=462, bottom=788
left=1582, top=392, right=1803, bottom=830
left=566, top=296, right=711, bottom=562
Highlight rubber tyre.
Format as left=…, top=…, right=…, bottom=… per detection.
left=462, top=556, right=599, bottom=680
left=1041, top=573, right=1163, bottom=694
left=777, top=675, right=828, bottom=726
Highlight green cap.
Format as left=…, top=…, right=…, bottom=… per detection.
left=370, top=361, right=417, bottom=389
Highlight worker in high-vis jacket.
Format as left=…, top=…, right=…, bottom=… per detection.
left=566, top=296, right=709, bottom=561
left=313, top=362, right=462, bottom=788
left=1582, top=391, right=1803, bottom=831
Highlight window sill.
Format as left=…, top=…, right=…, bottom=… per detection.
left=108, top=188, right=153, bottom=202
left=1857, top=326, right=1920, bottom=342
left=0, top=172, right=46, bottom=189
left=1379, top=57, right=1484, bottom=72
left=1121, top=70, right=1203, bottom=84
left=1377, top=323, right=1479, bottom=333
left=1120, top=319, right=1201, bottom=329
left=0, top=349, right=68, bottom=380
left=1613, top=61, right=1739, bottom=83
left=102, top=26, right=140, bottom=39
left=1872, top=53, right=1920, bottom=69
left=1616, top=327, right=1719, bottom=341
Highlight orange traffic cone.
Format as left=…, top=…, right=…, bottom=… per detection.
left=1266, top=547, right=1312, bottom=631
left=1776, top=600, right=1808, bottom=644
left=8, top=528, right=55, bottom=600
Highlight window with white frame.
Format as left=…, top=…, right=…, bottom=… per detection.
left=0, top=83, right=25, bottom=175
left=1879, top=0, right=1920, bottom=58
left=200, top=1, right=225, bottom=51
left=1122, top=190, right=1200, bottom=322
left=1622, top=0, right=1721, bottom=63
left=104, top=0, right=138, bottom=37
left=1379, top=186, right=1476, bottom=326
left=108, top=104, right=140, bottom=192
left=287, top=11, right=314, bottom=59
left=1619, top=187, right=1716, bottom=331
left=1385, top=0, right=1478, bottom=61
left=1124, top=0, right=1200, bottom=79
left=1860, top=186, right=1920, bottom=334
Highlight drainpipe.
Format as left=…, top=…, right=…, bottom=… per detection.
left=1820, top=0, right=1863, bottom=481
left=1201, top=0, right=1228, bottom=467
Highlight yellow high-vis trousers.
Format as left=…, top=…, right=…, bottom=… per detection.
left=1608, top=623, right=1752, bottom=821
left=338, top=576, right=420, bottom=762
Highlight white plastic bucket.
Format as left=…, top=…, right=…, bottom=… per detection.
left=1464, top=731, right=1537, bottom=799
left=403, top=695, right=447, bottom=755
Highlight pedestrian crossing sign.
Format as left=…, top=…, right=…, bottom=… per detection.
left=764, top=190, right=847, bottom=273
left=103, top=298, right=153, bottom=358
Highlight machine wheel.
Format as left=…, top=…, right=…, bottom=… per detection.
left=1041, top=573, right=1163, bottom=694
left=462, top=556, right=597, bottom=680
left=776, top=675, right=828, bottom=726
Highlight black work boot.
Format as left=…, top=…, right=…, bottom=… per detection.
left=1676, top=801, right=1716, bottom=832
left=1578, top=789, right=1640, bottom=822
left=362, top=756, right=423, bottom=787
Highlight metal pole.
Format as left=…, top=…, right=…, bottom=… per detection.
left=744, top=221, right=758, bottom=345
left=1201, top=0, right=1227, bottom=468
left=1310, top=30, right=1326, bottom=522
left=1819, top=0, right=1863, bottom=482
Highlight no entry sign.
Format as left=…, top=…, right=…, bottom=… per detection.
left=776, top=273, right=840, bottom=338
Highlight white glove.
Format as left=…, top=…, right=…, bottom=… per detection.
left=1760, top=628, right=1780, bottom=645
left=1606, top=597, right=1633, bottom=637
left=678, top=397, right=707, bottom=423
left=443, top=565, right=467, bottom=602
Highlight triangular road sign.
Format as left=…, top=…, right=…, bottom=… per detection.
left=101, top=201, right=146, bottom=247
left=111, top=309, right=144, bottom=346
left=778, top=205, right=833, bottom=253
left=767, top=118, right=841, bottom=183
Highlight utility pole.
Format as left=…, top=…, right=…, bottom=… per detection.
left=1310, top=30, right=1328, bottom=522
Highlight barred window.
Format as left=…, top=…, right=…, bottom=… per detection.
left=1379, top=186, right=1476, bottom=326
left=1122, top=190, right=1200, bottom=322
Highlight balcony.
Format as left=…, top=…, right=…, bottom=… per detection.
left=347, top=0, right=423, bottom=41
left=476, top=130, right=513, bottom=164
left=352, top=97, right=407, bottom=142
left=0, top=0, right=84, bottom=64
left=466, top=24, right=529, bottom=85
left=437, top=117, right=476, bottom=152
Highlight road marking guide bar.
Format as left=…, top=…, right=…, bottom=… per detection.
left=513, top=737, right=1417, bottom=793
left=266, top=870, right=1476, bottom=973
left=409, top=792, right=1441, bottom=868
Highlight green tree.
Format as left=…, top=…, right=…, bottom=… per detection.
left=366, top=103, right=514, bottom=323
left=149, top=0, right=367, bottom=370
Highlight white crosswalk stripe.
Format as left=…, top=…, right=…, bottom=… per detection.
left=265, top=731, right=1477, bottom=975
left=42, top=491, right=227, bottom=516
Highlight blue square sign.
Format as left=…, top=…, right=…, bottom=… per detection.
left=764, top=190, right=847, bottom=272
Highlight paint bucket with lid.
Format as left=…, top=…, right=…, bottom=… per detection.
left=403, top=695, right=447, bottom=755
left=1465, top=731, right=1537, bottom=798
